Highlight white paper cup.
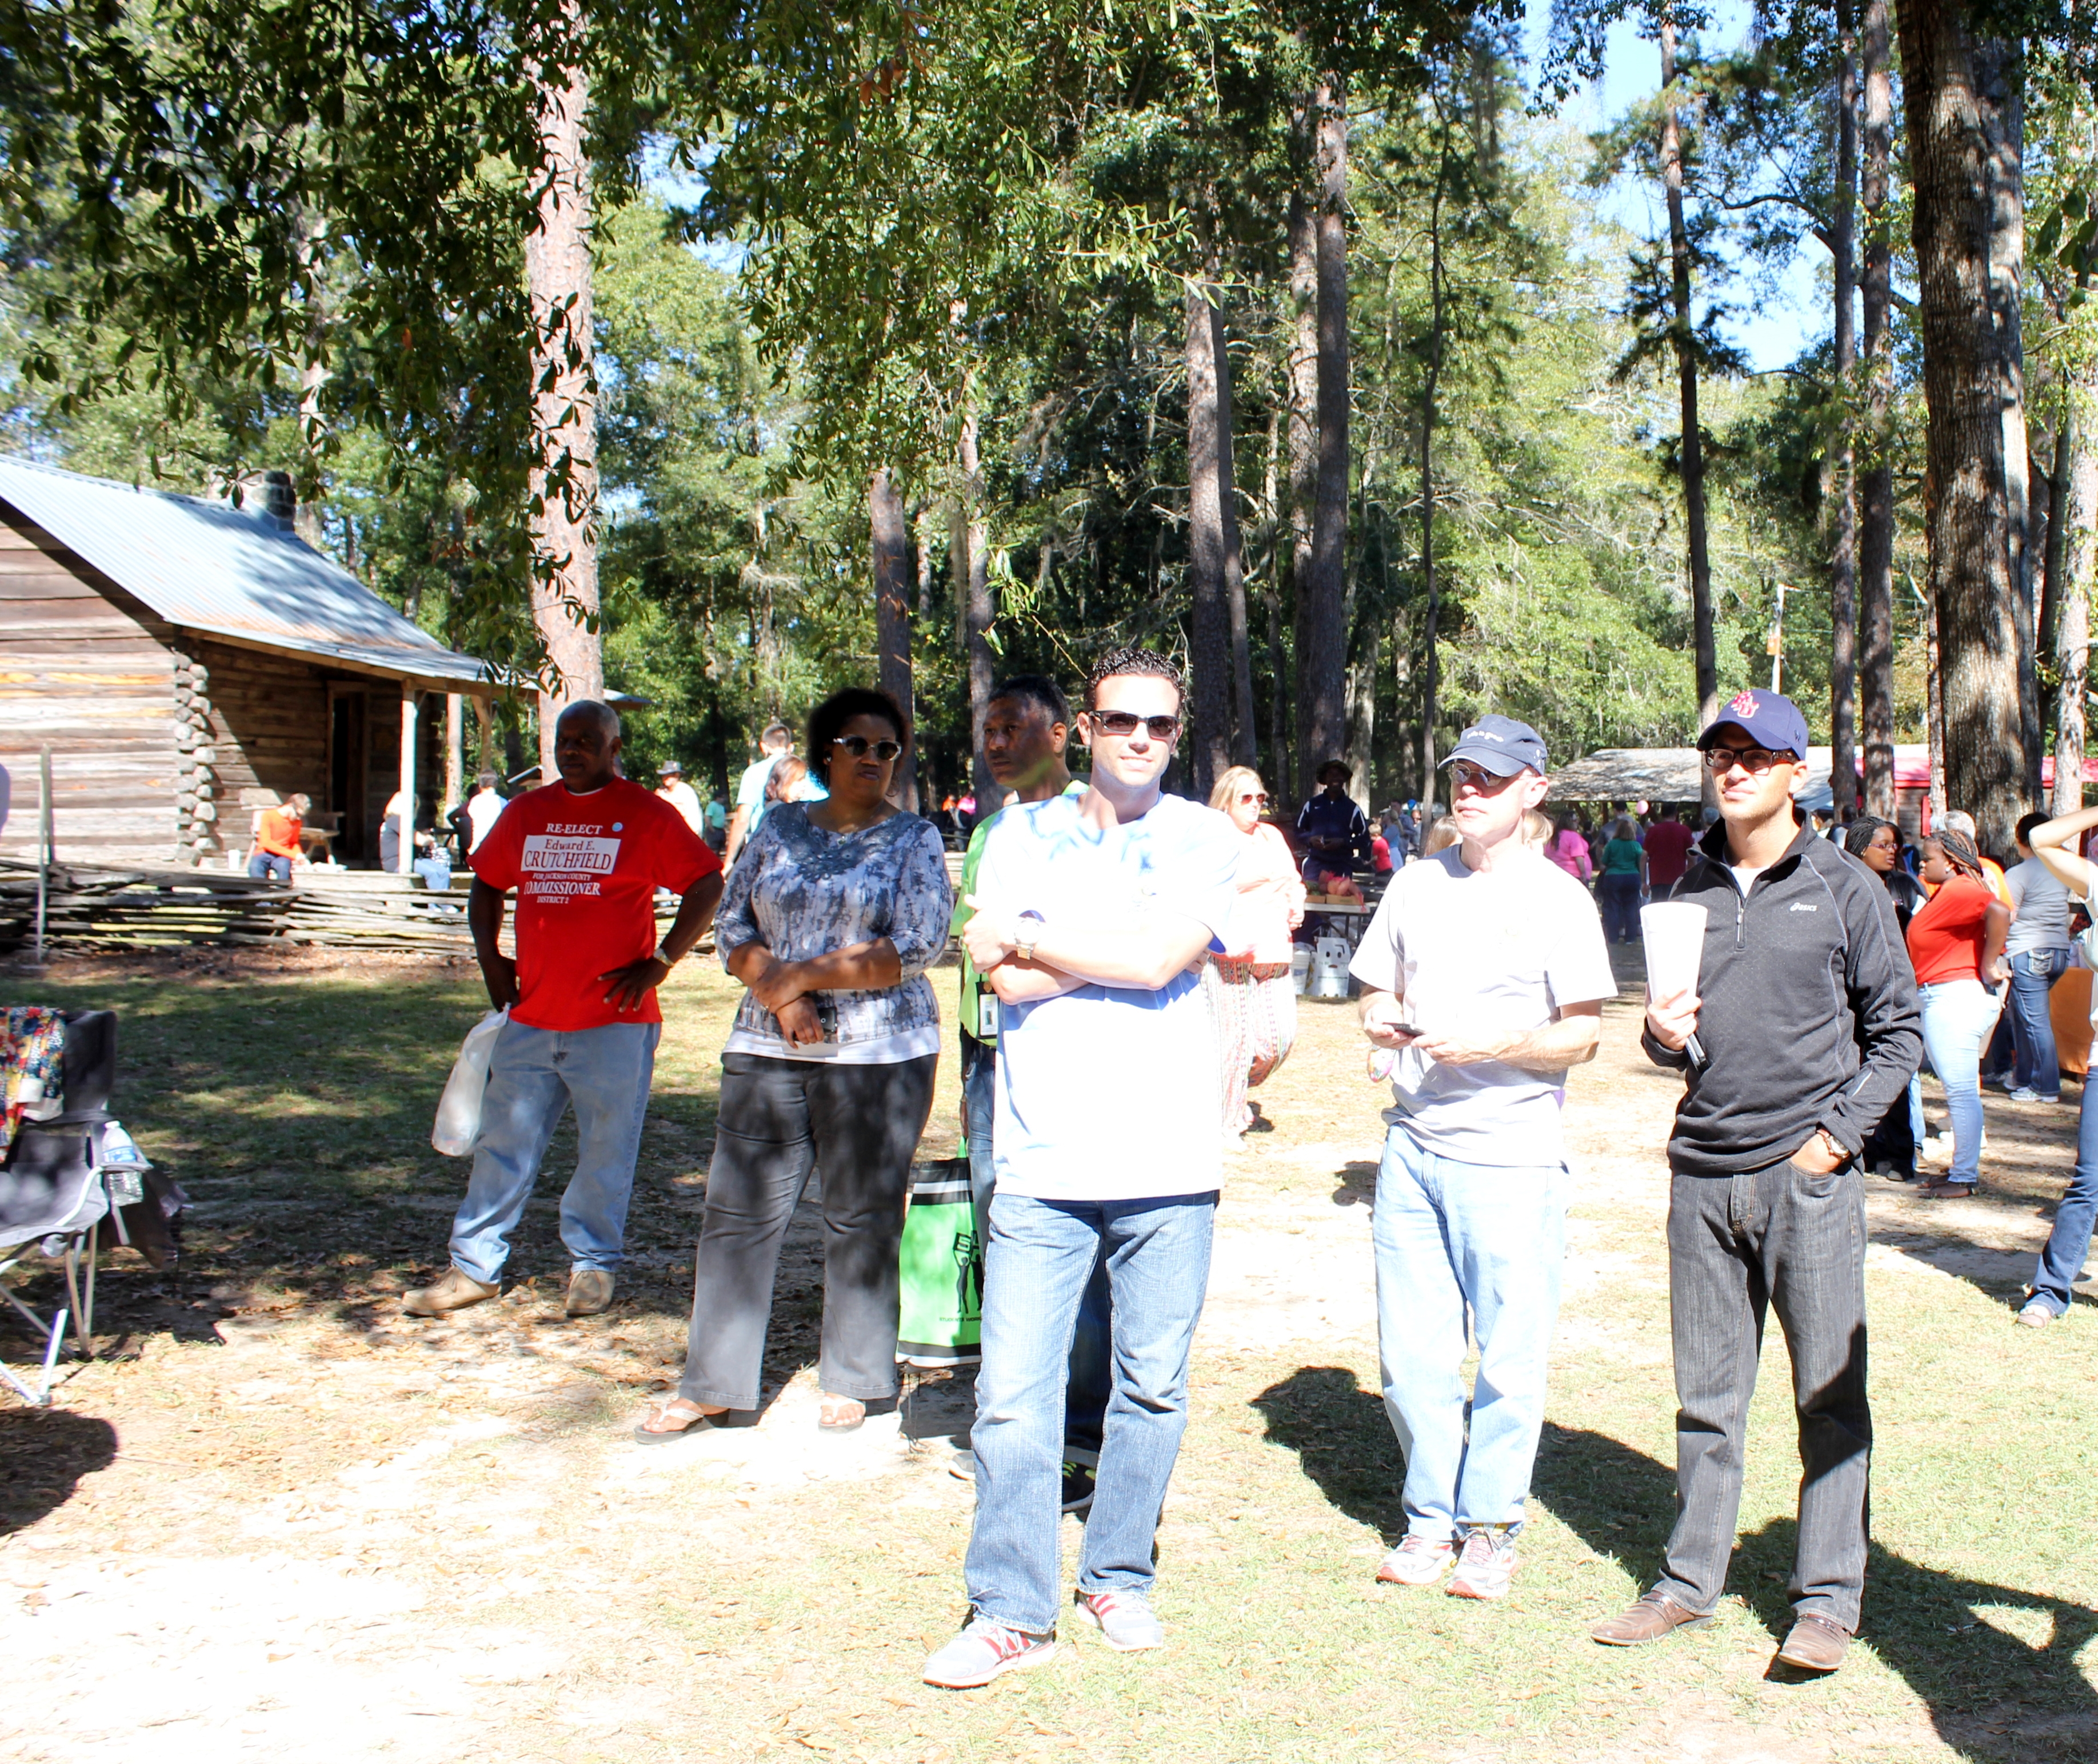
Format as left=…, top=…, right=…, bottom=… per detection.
left=1640, top=901, right=1708, bottom=1002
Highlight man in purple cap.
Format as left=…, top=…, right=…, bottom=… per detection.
left=1349, top=715, right=1616, bottom=1601
left=1592, top=689, right=1920, bottom=1673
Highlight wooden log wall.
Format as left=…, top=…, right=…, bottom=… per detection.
left=0, top=504, right=179, bottom=866
left=184, top=637, right=334, bottom=865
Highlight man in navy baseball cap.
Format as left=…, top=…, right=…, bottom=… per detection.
left=1695, top=687, right=1811, bottom=762
left=1445, top=714, right=1549, bottom=777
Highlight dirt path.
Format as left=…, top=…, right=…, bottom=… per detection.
left=2, top=952, right=2092, bottom=1762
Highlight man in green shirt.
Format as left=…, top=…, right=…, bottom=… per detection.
left=950, top=675, right=1105, bottom=1507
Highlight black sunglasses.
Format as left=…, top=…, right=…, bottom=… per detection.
left=1090, top=711, right=1181, bottom=740
left=832, top=735, right=903, bottom=762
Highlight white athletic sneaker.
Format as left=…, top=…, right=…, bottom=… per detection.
left=1073, top=1587, right=1164, bottom=1651
left=921, top=1616, right=1058, bottom=1688
left=1376, top=1534, right=1456, bottom=1585
left=1446, top=1528, right=1519, bottom=1601
left=2016, top=1299, right=2061, bottom=1328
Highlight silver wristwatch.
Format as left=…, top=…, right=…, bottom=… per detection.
left=1015, top=910, right=1046, bottom=962
left=653, top=941, right=681, bottom=967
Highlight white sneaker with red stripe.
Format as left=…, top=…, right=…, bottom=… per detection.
left=1446, top=1527, right=1518, bottom=1600
left=1377, top=1534, right=1456, bottom=1585
left=1074, top=1587, right=1165, bottom=1651
left=921, top=1615, right=1058, bottom=1688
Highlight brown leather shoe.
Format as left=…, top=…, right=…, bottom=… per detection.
left=401, top=1266, right=499, bottom=1317
left=1776, top=1613, right=1851, bottom=1671
left=565, top=1269, right=615, bottom=1317
left=1591, top=1590, right=1715, bottom=1646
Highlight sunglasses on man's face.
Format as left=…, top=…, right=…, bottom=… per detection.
left=832, top=735, right=903, bottom=762
left=1701, top=746, right=1794, bottom=775
left=1089, top=711, right=1181, bottom=740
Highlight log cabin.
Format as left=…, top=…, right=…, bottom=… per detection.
left=0, top=454, right=494, bottom=870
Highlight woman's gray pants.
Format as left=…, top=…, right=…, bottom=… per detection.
left=678, top=1050, right=938, bottom=1410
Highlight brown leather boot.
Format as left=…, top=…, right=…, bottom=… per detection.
left=1591, top=1590, right=1715, bottom=1647
left=565, top=1269, right=615, bottom=1317
left=1775, top=1613, right=1851, bottom=1672
left=401, top=1267, right=499, bottom=1317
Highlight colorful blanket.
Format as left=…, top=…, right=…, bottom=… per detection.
left=1, top=1006, right=65, bottom=1157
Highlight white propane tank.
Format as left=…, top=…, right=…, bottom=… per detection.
left=1290, top=945, right=1313, bottom=995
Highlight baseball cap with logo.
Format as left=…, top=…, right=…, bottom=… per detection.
left=1697, top=688, right=1811, bottom=759
left=1443, top=714, right=1549, bottom=778
left=658, top=760, right=684, bottom=776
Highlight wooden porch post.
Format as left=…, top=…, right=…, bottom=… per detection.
left=445, top=693, right=465, bottom=820
left=398, top=687, right=418, bottom=875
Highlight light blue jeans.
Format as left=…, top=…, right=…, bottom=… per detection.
left=1918, top=979, right=2003, bottom=1185
left=447, top=1017, right=661, bottom=1284
left=964, top=1190, right=1217, bottom=1635
left=1373, top=1126, right=1568, bottom=1538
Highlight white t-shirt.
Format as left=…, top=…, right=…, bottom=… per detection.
left=657, top=778, right=705, bottom=834
left=1728, top=862, right=1768, bottom=898
left=977, top=792, right=1240, bottom=1201
left=465, top=789, right=505, bottom=853
left=736, top=753, right=783, bottom=833
left=1348, top=844, right=1617, bottom=1167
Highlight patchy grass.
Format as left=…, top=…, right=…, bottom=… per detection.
left=1, top=948, right=2096, bottom=1762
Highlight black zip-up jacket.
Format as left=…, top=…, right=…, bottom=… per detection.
left=1643, top=821, right=1922, bottom=1177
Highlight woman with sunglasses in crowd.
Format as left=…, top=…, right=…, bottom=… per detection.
left=1204, top=766, right=1306, bottom=1143
left=639, top=687, right=953, bottom=1439
left=1908, top=827, right=2011, bottom=1199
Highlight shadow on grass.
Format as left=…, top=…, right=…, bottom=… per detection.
left=0, top=1407, right=117, bottom=1535
left=1250, top=1371, right=2098, bottom=1761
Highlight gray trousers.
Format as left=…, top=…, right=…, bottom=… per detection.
left=679, top=1051, right=937, bottom=1410
left=1657, top=1158, right=1872, bottom=1631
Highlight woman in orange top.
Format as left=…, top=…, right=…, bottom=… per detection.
left=247, top=793, right=308, bottom=883
left=1204, top=765, right=1306, bottom=1141
left=1907, top=829, right=2010, bottom=1197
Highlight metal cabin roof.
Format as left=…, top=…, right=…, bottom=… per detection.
left=0, top=454, right=492, bottom=689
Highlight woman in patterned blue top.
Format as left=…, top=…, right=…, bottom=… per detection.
left=639, top=688, right=954, bottom=1439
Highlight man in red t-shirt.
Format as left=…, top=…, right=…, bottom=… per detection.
left=1643, top=807, right=1697, bottom=901
left=405, top=701, right=724, bottom=1321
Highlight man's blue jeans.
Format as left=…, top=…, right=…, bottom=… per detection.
left=247, top=852, right=291, bottom=882
left=964, top=1190, right=1216, bottom=1635
left=2007, top=948, right=2068, bottom=1098
left=1918, top=979, right=2003, bottom=1185
left=1372, top=1126, right=1567, bottom=1538
left=448, top=1017, right=660, bottom=1285
left=2028, top=1077, right=2098, bottom=1315
left=963, top=1043, right=1110, bottom=1451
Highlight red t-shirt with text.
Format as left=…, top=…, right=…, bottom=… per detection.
left=471, top=778, right=720, bottom=1032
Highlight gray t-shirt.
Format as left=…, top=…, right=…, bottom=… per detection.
left=2006, top=857, right=2073, bottom=955
left=1348, top=844, right=1618, bottom=1167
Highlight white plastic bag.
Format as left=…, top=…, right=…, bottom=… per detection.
left=433, top=1009, right=507, bottom=1156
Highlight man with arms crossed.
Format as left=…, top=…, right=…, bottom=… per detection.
left=404, top=701, right=724, bottom=1320
left=1351, top=716, right=1615, bottom=1600
left=723, top=721, right=792, bottom=865
left=923, top=646, right=1240, bottom=1688
left=950, top=676, right=1110, bottom=1507
left=1592, top=689, right=1919, bottom=1673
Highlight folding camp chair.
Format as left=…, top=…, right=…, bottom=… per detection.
left=0, top=1010, right=184, bottom=1406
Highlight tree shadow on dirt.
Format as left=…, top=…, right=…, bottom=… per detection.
left=1249, top=1371, right=2098, bottom=1762
left=0, top=1407, right=117, bottom=1535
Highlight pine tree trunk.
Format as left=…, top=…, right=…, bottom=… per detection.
left=1295, top=80, right=1350, bottom=802
left=1660, top=17, right=1719, bottom=756
left=1899, top=0, right=2031, bottom=852
left=1830, top=5, right=1860, bottom=815
left=869, top=467, right=919, bottom=811
left=2054, top=411, right=2093, bottom=813
left=525, top=53, right=601, bottom=777
left=1285, top=182, right=1321, bottom=798
left=1185, top=279, right=1234, bottom=799
left=953, top=413, right=996, bottom=802
left=1860, top=0, right=1899, bottom=817
left=1216, top=301, right=1257, bottom=767
left=1417, top=150, right=1446, bottom=805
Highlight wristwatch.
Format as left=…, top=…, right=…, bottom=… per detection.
left=653, top=941, right=681, bottom=968
left=1014, top=910, right=1046, bottom=962
left=1816, top=1127, right=1848, bottom=1165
